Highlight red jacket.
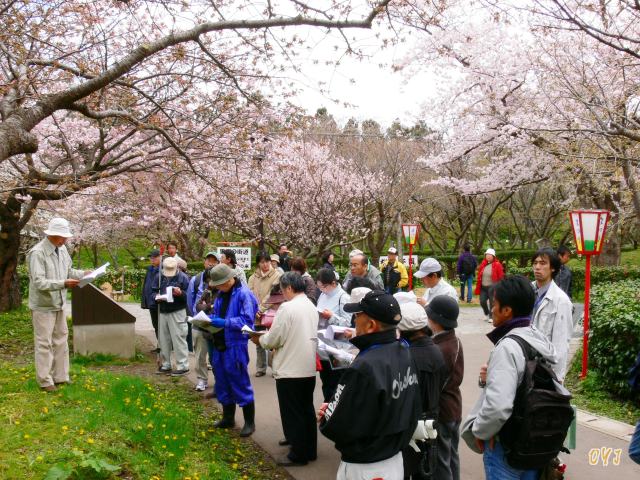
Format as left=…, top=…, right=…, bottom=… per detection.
left=474, top=259, right=505, bottom=295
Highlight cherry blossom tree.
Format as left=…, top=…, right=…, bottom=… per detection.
left=55, top=137, right=380, bottom=264
left=400, top=1, right=639, bottom=263
left=212, top=138, right=380, bottom=259
left=0, top=0, right=416, bottom=310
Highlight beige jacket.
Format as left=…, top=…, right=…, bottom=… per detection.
left=247, top=266, right=282, bottom=313
left=27, top=238, right=84, bottom=311
left=259, top=293, right=319, bottom=379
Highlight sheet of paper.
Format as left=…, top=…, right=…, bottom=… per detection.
left=191, top=310, right=210, bottom=321
left=241, top=325, right=267, bottom=336
left=188, top=318, right=223, bottom=334
left=326, top=325, right=349, bottom=340
left=78, top=262, right=110, bottom=288
left=165, top=286, right=174, bottom=303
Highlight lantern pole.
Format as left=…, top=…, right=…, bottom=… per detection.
left=408, top=242, right=414, bottom=291
left=581, top=253, right=592, bottom=379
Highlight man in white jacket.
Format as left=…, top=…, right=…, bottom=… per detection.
left=531, top=248, right=573, bottom=382
left=250, top=272, right=319, bottom=466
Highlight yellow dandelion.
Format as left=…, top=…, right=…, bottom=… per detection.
left=42, top=407, right=48, bottom=414
left=178, top=466, right=185, bottom=471
left=14, top=420, right=20, bottom=425
left=23, top=434, right=30, bottom=439
left=36, top=456, right=43, bottom=461
left=87, top=438, right=95, bottom=444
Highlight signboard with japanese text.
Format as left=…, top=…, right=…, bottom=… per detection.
left=216, top=246, right=252, bottom=270
left=378, top=255, right=419, bottom=268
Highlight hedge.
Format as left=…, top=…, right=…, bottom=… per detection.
left=17, top=260, right=640, bottom=305
left=588, top=279, right=640, bottom=398
left=507, top=265, right=640, bottom=295
left=17, top=264, right=148, bottom=301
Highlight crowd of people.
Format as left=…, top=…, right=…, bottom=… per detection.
left=134, top=239, right=580, bottom=478
left=26, top=216, right=640, bottom=479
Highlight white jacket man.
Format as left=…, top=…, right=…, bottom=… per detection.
left=532, top=280, right=573, bottom=381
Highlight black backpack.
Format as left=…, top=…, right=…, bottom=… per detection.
left=461, top=255, right=475, bottom=276
left=499, top=335, right=574, bottom=470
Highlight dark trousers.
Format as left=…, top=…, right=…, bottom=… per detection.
left=479, top=286, right=494, bottom=317
left=275, top=377, right=317, bottom=463
left=435, top=420, right=460, bottom=480
left=149, top=308, right=159, bottom=340
left=319, top=360, right=342, bottom=402
left=186, top=323, right=193, bottom=353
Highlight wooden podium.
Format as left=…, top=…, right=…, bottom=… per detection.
left=71, top=284, right=136, bottom=358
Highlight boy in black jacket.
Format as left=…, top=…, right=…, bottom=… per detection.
left=319, top=290, right=421, bottom=479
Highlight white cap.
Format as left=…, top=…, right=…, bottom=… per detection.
left=414, top=258, right=442, bottom=278
left=163, top=257, right=178, bottom=277
left=44, top=217, right=73, bottom=238
left=485, top=248, right=496, bottom=256
left=349, top=249, right=364, bottom=259
left=388, top=247, right=398, bottom=254
left=394, top=291, right=417, bottom=305
left=398, top=302, right=429, bottom=332
left=348, top=287, right=371, bottom=304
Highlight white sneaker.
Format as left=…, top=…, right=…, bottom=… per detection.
left=485, top=315, right=493, bottom=323
left=195, top=380, right=208, bottom=392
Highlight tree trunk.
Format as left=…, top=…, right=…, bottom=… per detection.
left=0, top=211, right=22, bottom=312
left=91, top=243, right=99, bottom=268
left=592, top=182, right=621, bottom=266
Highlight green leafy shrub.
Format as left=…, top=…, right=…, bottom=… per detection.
left=588, top=279, right=640, bottom=398
left=17, top=265, right=148, bottom=301
left=45, top=451, right=120, bottom=480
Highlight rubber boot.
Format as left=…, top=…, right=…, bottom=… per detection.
left=214, top=403, right=236, bottom=429
left=239, top=402, right=255, bottom=437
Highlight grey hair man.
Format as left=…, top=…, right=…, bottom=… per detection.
left=27, top=218, right=89, bottom=392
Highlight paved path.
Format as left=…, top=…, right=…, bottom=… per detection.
left=122, top=303, right=640, bottom=479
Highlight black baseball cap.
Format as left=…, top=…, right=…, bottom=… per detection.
left=148, top=249, right=161, bottom=258
left=343, top=290, right=402, bottom=325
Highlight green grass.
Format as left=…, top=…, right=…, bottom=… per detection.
left=0, top=306, right=288, bottom=480
left=0, top=365, right=283, bottom=479
left=71, top=352, right=146, bottom=367
left=0, top=304, right=34, bottom=358
left=564, top=349, right=640, bottom=425
left=620, top=248, right=640, bottom=266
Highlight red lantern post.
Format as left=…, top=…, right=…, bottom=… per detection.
left=402, top=224, right=420, bottom=290
left=569, top=209, right=610, bottom=379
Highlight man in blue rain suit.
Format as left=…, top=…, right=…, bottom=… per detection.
left=206, top=263, right=259, bottom=437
